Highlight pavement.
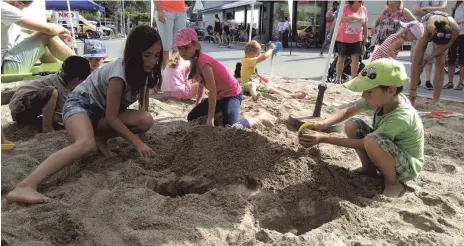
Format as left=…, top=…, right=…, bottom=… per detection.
left=79, top=39, right=463, bottom=102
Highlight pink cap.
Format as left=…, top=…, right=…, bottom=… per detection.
left=173, top=28, right=198, bottom=48
left=400, top=21, right=424, bottom=40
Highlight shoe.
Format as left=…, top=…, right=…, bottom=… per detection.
left=319, top=53, right=324, bottom=57
left=443, top=81, right=453, bottom=89
left=425, top=80, right=433, bottom=90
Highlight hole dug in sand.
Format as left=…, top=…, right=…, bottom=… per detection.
left=251, top=185, right=346, bottom=236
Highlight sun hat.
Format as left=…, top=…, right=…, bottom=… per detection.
left=82, top=39, right=107, bottom=58
left=173, top=28, right=198, bottom=49
left=399, top=21, right=424, bottom=40
left=344, top=58, right=409, bottom=92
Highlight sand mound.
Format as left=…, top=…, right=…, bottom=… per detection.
left=2, top=79, right=464, bottom=245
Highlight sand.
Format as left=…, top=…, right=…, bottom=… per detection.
left=1, top=78, right=464, bottom=245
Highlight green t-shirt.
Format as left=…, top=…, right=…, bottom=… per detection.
left=355, top=93, right=424, bottom=178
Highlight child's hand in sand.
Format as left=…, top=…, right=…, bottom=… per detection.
left=206, top=117, right=215, bottom=126
left=298, top=129, right=326, bottom=148
left=136, top=143, right=154, bottom=158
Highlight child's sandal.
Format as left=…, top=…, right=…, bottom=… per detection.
left=454, top=83, right=464, bottom=90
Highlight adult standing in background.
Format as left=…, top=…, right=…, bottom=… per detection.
left=320, top=1, right=340, bottom=57
left=335, top=1, right=368, bottom=83
left=213, top=14, right=223, bottom=45
left=412, top=0, right=447, bottom=90
left=445, top=1, right=464, bottom=90
left=371, top=0, right=416, bottom=46
left=154, top=0, right=187, bottom=70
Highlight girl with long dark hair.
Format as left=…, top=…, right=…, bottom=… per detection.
left=6, top=25, right=163, bottom=204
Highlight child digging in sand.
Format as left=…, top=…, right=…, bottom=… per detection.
left=175, top=28, right=274, bottom=128
left=241, top=40, right=307, bottom=101
left=6, top=25, right=162, bottom=204
left=298, top=59, right=424, bottom=198
left=9, top=56, right=91, bottom=132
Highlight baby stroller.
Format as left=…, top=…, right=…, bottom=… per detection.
left=326, top=37, right=374, bottom=83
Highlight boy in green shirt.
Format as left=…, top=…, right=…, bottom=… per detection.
left=299, top=59, right=424, bottom=197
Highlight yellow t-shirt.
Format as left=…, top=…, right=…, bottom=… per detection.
left=240, top=57, right=258, bottom=85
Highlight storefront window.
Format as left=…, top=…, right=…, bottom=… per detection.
left=246, top=8, right=260, bottom=30
left=295, top=1, right=323, bottom=37
left=272, top=2, right=289, bottom=40
left=235, top=9, right=245, bottom=27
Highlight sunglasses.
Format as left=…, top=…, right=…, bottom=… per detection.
left=436, top=32, right=452, bottom=39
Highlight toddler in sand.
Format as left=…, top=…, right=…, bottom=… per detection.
left=298, top=59, right=424, bottom=198
left=240, top=40, right=307, bottom=101
left=161, top=53, right=199, bottom=100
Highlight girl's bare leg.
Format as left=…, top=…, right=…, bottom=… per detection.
left=6, top=114, right=97, bottom=204
left=433, top=54, right=446, bottom=104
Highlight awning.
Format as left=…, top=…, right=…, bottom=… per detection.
left=45, top=0, right=104, bottom=12
left=199, top=0, right=262, bottom=14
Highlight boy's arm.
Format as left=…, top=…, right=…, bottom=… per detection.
left=420, top=1, right=447, bottom=12
left=318, top=104, right=360, bottom=129
left=321, top=137, right=365, bottom=149
left=256, top=48, right=275, bottom=63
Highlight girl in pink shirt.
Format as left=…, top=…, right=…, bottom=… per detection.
left=174, top=28, right=272, bottom=128
left=161, top=54, right=199, bottom=100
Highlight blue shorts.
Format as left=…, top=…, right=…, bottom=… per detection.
left=62, top=92, right=100, bottom=126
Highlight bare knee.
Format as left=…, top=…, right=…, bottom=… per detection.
left=73, top=139, right=97, bottom=155
left=138, top=112, right=153, bottom=132
left=344, top=121, right=358, bottom=138
left=36, top=33, right=55, bottom=45
left=363, top=136, right=378, bottom=153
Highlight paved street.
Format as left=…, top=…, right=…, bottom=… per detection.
left=77, top=39, right=463, bottom=102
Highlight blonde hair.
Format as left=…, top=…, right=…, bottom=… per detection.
left=244, top=40, right=261, bottom=55
left=168, top=53, right=181, bottom=68
left=386, top=0, right=403, bottom=9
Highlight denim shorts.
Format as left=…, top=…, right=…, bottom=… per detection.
left=62, top=91, right=100, bottom=126
left=350, top=118, right=415, bottom=181
left=154, top=10, right=187, bottom=51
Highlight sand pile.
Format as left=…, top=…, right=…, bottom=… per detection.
left=2, top=79, right=464, bottom=245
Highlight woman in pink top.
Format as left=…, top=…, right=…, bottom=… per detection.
left=335, top=1, right=368, bottom=83
left=371, top=21, right=424, bottom=61
left=173, top=28, right=256, bottom=127
left=161, top=54, right=199, bottom=100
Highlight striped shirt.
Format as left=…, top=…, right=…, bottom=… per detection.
left=372, top=34, right=401, bottom=61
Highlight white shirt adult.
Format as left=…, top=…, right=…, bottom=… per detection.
left=1, top=1, right=25, bottom=62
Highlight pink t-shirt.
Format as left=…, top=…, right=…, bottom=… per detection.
left=161, top=58, right=191, bottom=92
left=195, top=53, right=241, bottom=99
left=326, top=10, right=335, bottom=30
left=336, top=4, right=368, bottom=43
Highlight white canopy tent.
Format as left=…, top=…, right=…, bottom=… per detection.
left=192, top=0, right=204, bottom=14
